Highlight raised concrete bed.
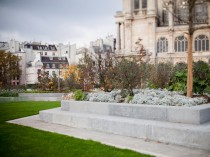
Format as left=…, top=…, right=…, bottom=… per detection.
left=39, top=100, right=210, bottom=151
left=61, top=101, right=210, bottom=125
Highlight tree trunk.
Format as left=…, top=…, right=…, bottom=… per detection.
left=187, top=34, right=193, bottom=97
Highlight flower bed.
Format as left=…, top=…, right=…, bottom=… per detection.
left=86, top=89, right=208, bottom=107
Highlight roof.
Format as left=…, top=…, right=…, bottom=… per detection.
left=24, top=44, right=57, bottom=51
left=41, top=56, right=68, bottom=64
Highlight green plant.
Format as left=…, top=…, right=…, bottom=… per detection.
left=113, top=59, right=145, bottom=96
left=193, top=61, right=210, bottom=94
left=0, top=89, right=24, bottom=97
left=149, top=62, right=173, bottom=89
left=168, top=70, right=187, bottom=93
left=73, top=90, right=87, bottom=101
left=126, top=95, right=133, bottom=103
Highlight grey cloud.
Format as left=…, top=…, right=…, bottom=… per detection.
left=0, top=0, right=121, bottom=45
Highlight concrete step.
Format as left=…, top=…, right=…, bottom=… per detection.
left=61, top=100, right=210, bottom=125
left=39, top=107, right=210, bottom=151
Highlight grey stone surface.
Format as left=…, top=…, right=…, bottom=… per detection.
left=61, top=101, right=210, bottom=124
left=19, top=93, right=64, bottom=97
left=8, top=115, right=210, bottom=157
left=0, top=96, right=62, bottom=102
left=39, top=107, right=210, bottom=151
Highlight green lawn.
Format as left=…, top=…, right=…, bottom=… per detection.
left=0, top=101, right=153, bottom=157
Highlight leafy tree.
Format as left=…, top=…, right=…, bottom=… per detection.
left=62, top=64, right=81, bottom=90
left=0, top=50, right=21, bottom=88
left=149, top=62, right=173, bottom=89
left=95, top=52, right=115, bottom=92
left=78, top=50, right=96, bottom=91
left=37, top=68, right=50, bottom=91
left=113, top=58, right=145, bottom=96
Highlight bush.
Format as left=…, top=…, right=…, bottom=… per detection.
left=113, top=59, right=146, bottom=96
left=73, top=90, right=87, bottom=101
left=0, top=89, right=22, bottom=97
left=193, top=61, right=210, bottom=94
left=149, top=62, right=173, bottom=89
left=168, top=69, right=187, bottom=93
left=168, top=61, right=210, bottom=94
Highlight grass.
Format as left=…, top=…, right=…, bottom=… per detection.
left=0, top=101, right=153, bottom=157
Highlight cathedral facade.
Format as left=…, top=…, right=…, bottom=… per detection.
left=115, top=0, right=210, bottom=64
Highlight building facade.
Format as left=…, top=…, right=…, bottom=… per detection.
left=115, top=0, right=210, bottom=64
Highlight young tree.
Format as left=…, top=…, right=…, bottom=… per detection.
left=37, top=68, right=50, bottom=91
left=0, top=50, right=21, bottom=88
left=94, top=51, right=115, bottom=92
left=113, top=58, right=145, bottom=96
left=78, top=50, right=96, bottom=91
left=62, top=64, right=81, bottom=90
left=163, top=0, right=210, bottom=97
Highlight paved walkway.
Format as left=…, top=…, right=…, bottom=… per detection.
left=8, top=115, right=210, bottom=157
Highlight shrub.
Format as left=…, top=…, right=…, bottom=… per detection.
left=126, top=95, right=133, bottom=103
left=149, top=62, right=173, bottom=89
left=168, top=70, right=187, bottom=93
left=168, top=61, right=210, bottom=94
left=0, top=89, right=22, bottom=97
left=113, top=59, right=146, bottom=96
left=73, top=90, right=87, bottom=101
left=193, top=61, right=210, bottom=94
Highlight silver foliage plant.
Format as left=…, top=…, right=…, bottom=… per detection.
left=86, top=89, right=207, bottom=107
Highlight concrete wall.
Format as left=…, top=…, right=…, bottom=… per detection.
left=0, top=93, right=64, bottom=102
left=61, top=101, right=210, bottom=125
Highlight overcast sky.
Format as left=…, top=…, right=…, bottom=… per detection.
left=0, top=0, right=122, bottom=47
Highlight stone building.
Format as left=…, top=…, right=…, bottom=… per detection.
left=115, top=0, right=210, bottom=64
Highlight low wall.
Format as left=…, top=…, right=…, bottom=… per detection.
left=61, top=100, right=210, bottom=125
left=19, top=93, right=63, bottom=97
left=0, top=93, right=64, bottom=102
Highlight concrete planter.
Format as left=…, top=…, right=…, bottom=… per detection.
left=40, top=100, right=210, bottom=151
left=61, top=101, right=210, bottom=125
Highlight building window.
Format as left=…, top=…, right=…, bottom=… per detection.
left=58, top=57, right=61, bottom=60
left=50, top=57, right=53, bottom=60
left=174, top=36, right=188, bottom=52
left=52, top=64, right=55, bottom=68
left=66, top=51, right=68, bottom=54
left=53, top=52, right=55, bottom=56
left=174, top=0, right=188, bottom=25
left=40, top=52, right=43, bottom=55
left=46, top=64, right=50, bottom=68
left=62, top=57, right=65, bottom=60
left=45, top=52, right=47, bottom=55
left=142, top=0, right=147, bottom=9
left=195, top=35, right=209, bottom=52
left=157, top=37, right=168, bottom=53
left=52, top=71, right=56, bottom=75
left=134, top=0, right=139, bottom=9
left=37, top=69, right=41, bottom=74
left=59, top=64, right=63, bottom=68
left=194, top=2, right=208, bottom=24
left=162, top=9, right=169, bottom=25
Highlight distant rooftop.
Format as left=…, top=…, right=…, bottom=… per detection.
left=24, top=43, right=57, bottom=51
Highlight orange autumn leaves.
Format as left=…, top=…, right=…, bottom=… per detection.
left=62, top=64, right=80, bottom=82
